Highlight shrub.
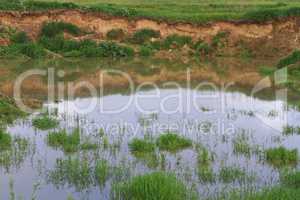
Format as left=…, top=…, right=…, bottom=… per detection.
left=40, top=21, right=81, bottom=38
left=265, top=146, right=298, bottom=167
left=38, top=35, right=65, bottom=52
left=130, top=29, right=160, bottom=44
left=163, top=34, right=192, bottom=49
left=156, top=133, right=192, bottom=152
left=0, top=98, right=25, bottom=125
left=10, top=31, right=30, bottom=44
left=32, top=116, right=58, bottom=130
left=277, top=50, right=300, bottom=68
left=128, top=138, right=155, bottom=153
left=193, top=40, right=211, bottom=56
left=18, top=43, right=45, bottom=58
left=106, top=29, right=125, bottom=40
left=112, top=172, right=197, bottom=200
left=98, top=42, right=134, bottom=57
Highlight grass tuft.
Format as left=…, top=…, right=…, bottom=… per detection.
left=265, top=146, right=298, bottom=167
left=32, top=116, right=58, bottom=130
left=156, top=133, right=192, bottom=152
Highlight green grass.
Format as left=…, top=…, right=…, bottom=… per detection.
left=128, top=138, right=155, bottom=153
left=218, top=166, right=247, bottom=183
left=0, top=97, right=25, bottom=125
left=265, top=146, right=298, bottom=167
left=277, top=50, right=300, bottom=68
left=40, top=21, right=82, bottom=38
left=156, top=133, right=192, bottom=152
left=163, top=34, right=192, bottom=49
left=0, top=129, right=12, bottom=151
left=32, top=116, right=58, bottom=130
left=2, top=1, right=300, bottom=23
left=281, top=170, right=300, bottom=189
left=95, top=159, right=110, bottom=187
left=112, top=171, right=197, bottom=200
left=130, top=29, right=160, bottom=44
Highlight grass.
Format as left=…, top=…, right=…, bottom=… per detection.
left=0, top=97, right=25, bottom=125
left=0, top=129, right=12, bottom=151
left=128, top=138, right=155, bottom=153
left=281, top=170, right=300, bottom=189
left=265, top=146, right=298, bottom=167
left=277, top=50, right=300, bottom=68
left=40, top=21, right=82, bottom=38
left=156, top=133, right=192, bottom=152
left=95, top=159, right=110, bottom=187
left=112, top=171, right=197, bottom=200
left=218, top=166, right=247, bottom=183
left=32, top=116, right=58, bottom=130
left=3, top=1, right=300, bottom=23
left=163, top=34, right=192, bottom=49
left=283, top=125, right=300, bottom=135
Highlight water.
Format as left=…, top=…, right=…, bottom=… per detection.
left=0, top=58, right=300, bottom=200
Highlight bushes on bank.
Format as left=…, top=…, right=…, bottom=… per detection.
left=163, top=34, right=192, bottom=49
left=130, top=29, right=160, bottom=44
left=10, top=31, right=30, bottom=44
left=106, top=29, right=125, bottom=40
left=40, top=22, right=82, bottom=38
left=277, top=50, right=300, bottom=68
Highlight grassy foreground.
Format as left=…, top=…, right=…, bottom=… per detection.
left=2, top=0, right=300, bottom=23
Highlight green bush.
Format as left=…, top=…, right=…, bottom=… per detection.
left=156, top=133, right=192, bottom=152
left=24, top=1, right=79, bottom=11
left=277, top=50, right=300, bottom=68
left=87, top=4, right=137, bottom=17
left=265, top=146, right=298, bottom=167
left=163, top=34, right=192, bottom=49
left=130, top=29, right=160, bottom=44
left=10, top=31, right=30, bottom=44
left=193, top=40, right=211, bottom=56
left=0, top=42, right=45, bottom=58
left=98, top=42, right=134, bottom=57
left=40, top=21, right=81, bottom=38
left=0, top=97, right=25, bottom=125
left=106, top=29, right=125, bottom=40
left=112, top=172, right=197, bottom=200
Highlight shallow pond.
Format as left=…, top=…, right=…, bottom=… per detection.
left=0, top=58, right=300, bottom=200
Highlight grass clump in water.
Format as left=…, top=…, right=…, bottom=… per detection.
left=32, top=116, right=58, bottom=130
left=48, top=157, right=93, bottom=191
left=130, top=29, right=160, bottom=44
left=0, top=97, right=25, bottom=125
left=95, top=159, right=110, bottom=187
left=112, top=172, right=197, bottom=200
left=265, top=146, right=298, bottom=167
left=218, top=166, right=247, bottom=183
left=156, top=133, right=192, bottom=152
left=0, top=130, right=12, bottom=151
left=47, top=129, right=80, bottom=153
left=281, top=170, right=300, bottom=189
left=129, top=138, right=155, bottom=153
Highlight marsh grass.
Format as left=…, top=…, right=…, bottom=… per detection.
left=156, top=133, right=192, bottom=152
left=281, top=170, right=300, bottom=188
left=95, top=159, right=110, bottom=187
left=48, top=157, right=93, bottom=191
left=32, top=116, right=58, bottom=130
left=128, top=138, right=155, bottom=153
left=218, top=166, right=248, bottom=183
left=232, top=133, right=252, bottom=157
left=112, top=172, right=198, bottom=200
left=265, top=146, right=298, bottom=167
left=197, top=146, right=216, bottom=183
left=282, top=125, right=300, bottom=135
left=0, top=98, right=25, bottom=125
left=0, top=129, right=12, bottom=150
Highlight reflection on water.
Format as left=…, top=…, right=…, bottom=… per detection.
left=0, top=58, right=300, bottom=199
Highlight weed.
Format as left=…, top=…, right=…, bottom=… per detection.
left=212, top=31, right=228, bottom=48
left=163, top=34, right=192, bottom=49
left=130, top=29, right=160, bottom=44
left=106, top=29, right=125, bottom=40
left=139, top=45, right=154, bottom=57
left=193, top=40, right=211, bottom=57
left=112, top=172, right=197, bottom=200
left=198, top=165, right=216, bottom=183
left=156, top=133, right=192, bottom=152
left=32, top=116, right=58, bottom=130
left=265, top=146, right=298, bottom=167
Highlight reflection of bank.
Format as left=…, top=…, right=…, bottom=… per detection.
left=251, top=68, right=288, bottom=132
